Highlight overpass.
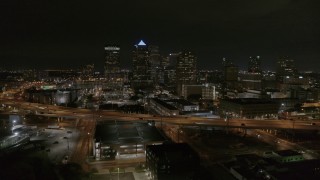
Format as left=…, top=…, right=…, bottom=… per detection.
left=1, top=99, right=320, bottom=131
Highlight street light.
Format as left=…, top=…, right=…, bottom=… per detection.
left=88, top=132, right=91, bottom=157
left=117, top=167, right=120, bottom=180
left=291, top=119, right=296, bottom=141
left=224, top=112, right=230, bottom=134
left=177, top=126, right=181, bottom=143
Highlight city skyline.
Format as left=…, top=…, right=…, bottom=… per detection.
left=0, top=0, right=319, bottom=71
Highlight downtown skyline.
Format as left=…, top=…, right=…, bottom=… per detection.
left=0, top=0, right=319, bottom=71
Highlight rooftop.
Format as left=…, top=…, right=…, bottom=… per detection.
left=137, top=40, right=146, bottom=46
left=151, top=98, right=177, bottom=110
left=166, top=99, right=196, bottom=106
left=94, top=121, right=166, bottom=145
left=222, top=98, right=278, bottom=105
left=147, top=143, right=199, bottom=163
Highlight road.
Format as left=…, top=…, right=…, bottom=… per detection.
left=246, top=129, right=320, bottom=159
left=69, top=117, right=96, bottom=171
left=2, top=94, right=320, bottom=176
left=2, top=99, right=320, bottom=131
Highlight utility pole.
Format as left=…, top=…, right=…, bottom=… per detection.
left=225, top=111, right=230, bottom=134
left=177, top=126, right=180, bottom=143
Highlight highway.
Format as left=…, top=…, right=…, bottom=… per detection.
left=2, top=94, right=320, bottom=175
left=1, top=99, right=320, bottom=131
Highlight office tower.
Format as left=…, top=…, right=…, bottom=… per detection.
left=240, top=72, right=262, bottom=90
left=248, top=56, right=261, bottom=73
left=104, top=46, right=120, bottom=77
left=240, top=56, right=262, bottom=90
left=161, top=56, right=169, bottom=68
left=276, top=56, right=298, bottom=80
left=224, top=65, right=239, bottom=82
left=148, top=45, right=160, bottom=67
left=163, top=68, right=176, bottom=86
left=168, top=53, right=179, bottom=67
left=82, top=64, right=94, bottom=79
left=148, top=45, right=161, bottom=85
left=222, top=57, right=232, bottom=67
left=132, top=40, right=152, bottom=89
left=161, top=53, right=180, bottom=90
left=176, top=51, right=197, bottom=96
left=223, top=61, right=239, bottom=91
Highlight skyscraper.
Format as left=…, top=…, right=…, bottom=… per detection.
left=148, top=45, right=161, bottom=85
left=224, top=65, right=239, bottom=82
left=248, top=56, right=261, bottom=73
left=222, top=58, right=239, bottom=91
left=222, top=57, right=232, bottom=67
left=82, top=64, right=95, bottom=79
left=104, top=45, right=120, bottom=77
left=276, top=56, right=298, bottom=80
left=162, top=53, right=180, bottom=89
left=132, top=40, right=152, bottom=89
left=244, top=56, right=262, bottom=90
left=176, top=51, right=197, bottom=96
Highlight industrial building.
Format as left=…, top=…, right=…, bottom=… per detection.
left=219, top=98, right=279, bottom=119
left=93, top=121, right=166, bottom=160
left=146, top=143, right=200, bottom=180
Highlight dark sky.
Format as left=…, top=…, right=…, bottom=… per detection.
left=0, top=0, right=319, bottom=71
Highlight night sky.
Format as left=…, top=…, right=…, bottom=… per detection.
left=0, top=0, right=319, bottom=71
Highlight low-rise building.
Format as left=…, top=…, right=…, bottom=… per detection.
left=149, top=98, right=179, bottom=116
left=146, top=143, right=200, bottom=180
left=166, top=99, right=199, bottom=112
left=181, top=84, right=218, bottom=101
left=93, top=121, right=166, bottom=160
left=225, top=151, right=319, bottom=180
left=220, top=98, right=279, bottom=119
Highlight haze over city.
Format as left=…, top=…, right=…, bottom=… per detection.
left=1, top=0, right=319, bottom=71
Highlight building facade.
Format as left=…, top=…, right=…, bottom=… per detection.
left=219, top=98, right=279, bottom=119
left=104, top=46, right=120, bottom=77
left=248, top=56, right=261, bottom=73
left=176, top=51, right=197, bottom=96
left=146, top=143, right=200, bottom=180
left=276, top=56, right=298, bottom=81
left=148, top=45, right=162, bottom=85
left=132, top=40, right=152, bottom=89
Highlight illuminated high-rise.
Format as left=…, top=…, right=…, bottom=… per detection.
left=248, top=56, right=261, bottom=73
left=82, top=64, right=95, bottom=79
left=176, top=51, right=197, bottom=96
left=148, top=45, right=161, bottom=85
left=222, top=57, right=232, bottom=67
left=222, top=58, right=239, bottom=91
left=276, top=56, right=298, bottom=80
left=104, top=45, right=120, bottom=76
left=132, top=40, right=152, bottom=89
left=162, top=53, right=179, bottom=88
